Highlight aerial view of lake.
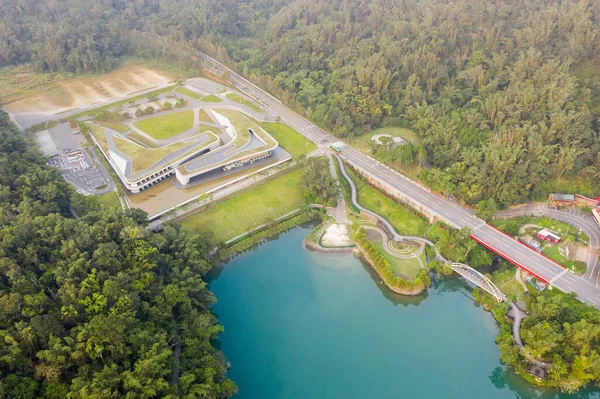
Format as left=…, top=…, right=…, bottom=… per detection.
left=210, top=227, right=600, bottom=399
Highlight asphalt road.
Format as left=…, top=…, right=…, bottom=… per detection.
left=495, top=206, right=600, bottom=283
left=197, top=53, right=600, bottom=309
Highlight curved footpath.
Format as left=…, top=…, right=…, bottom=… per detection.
left=508, top=302, right=552, bottom=369
left=334, top=155, right=439, bottom=253
left=494, top=205, right=600, bottom=284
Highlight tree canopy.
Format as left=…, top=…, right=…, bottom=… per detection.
left=0, top=111, right=236, bottom=398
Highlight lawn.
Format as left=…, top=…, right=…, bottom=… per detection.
left=178, top=168, right=305, bottom=245
left=259, top=121, right=317, bottom=158
left=198, top=109, right=213, bottom=123
left=201, top=94, right=222, bottom=103
left=198, top=124, right=221, bottom=135
left=226, top=92, right=263, bottom=113
left=133, top=110, right=194, bottom=140
left=88, top=124, right=109, bottom=153
left=492, top=216, right=589, bottom=243
left=113, top=136, right=199, bottom=174
left=374, top=242, right=425, bottom=280
left=348, top=126, right=420, bottom=154
left=542, top=245, right=587, bottom=274
left=94, top=120, right=130, bottom=133
left=175, top=86, right=202, bottom=100
left=348, top=168, right=430, bottom=237
left=216, top=109, right=274, bottom=151
left=97, top=191, right=121, bottom=209
left=127, top=131, right=157, bottom=147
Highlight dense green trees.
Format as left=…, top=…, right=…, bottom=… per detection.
left=491, top=291, right=600, bottom=393
left=0, top=111, right=236, bottom=397
left=301, top=157, right=338, bottom=206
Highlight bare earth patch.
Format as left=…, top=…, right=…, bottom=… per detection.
left=4, top=64, right=176, bottom=114
left=321, top=224, right=353, bottom=247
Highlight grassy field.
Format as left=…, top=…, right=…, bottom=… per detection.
left=198, top=124, right=220, bottom=135
left=133, top=110, right=194, bottom=140
left=348, top=168, right=429, bottom=236
left=97, top=191, right=121, bottom=209
left=88, top=124, right=109, bottom=153
left=94, top=120, right=130, bottom=133
left=259, top=121, right=317, bottom=159
left=492, top=216, right=589, bottom=243
left=175, top=87, right=202, bottom=100
left=542, top=245, right=587, bottom=274
left=226, top=93, right=263, bottom=113
left=491, top=268, right=526, bottom=301
left=0, top=64, right=74, bottom=105
left=201, top=94, right=222, bottom=103
left=127, top=131, right=157, bottom=147
left=217, top=109, right=274, bottom=150
left=198, top=109, right=213, bottom=123
left=178, top=168, right=305, bottom=245
left=113, top=136, right=193, bottom=174
left=374, top=242, right=425, bottom=280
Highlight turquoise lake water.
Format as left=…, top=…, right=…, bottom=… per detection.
left=210, top=227, right=600, bottom=399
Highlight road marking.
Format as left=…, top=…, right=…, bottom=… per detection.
left=550, top=269, right=569, bottom=284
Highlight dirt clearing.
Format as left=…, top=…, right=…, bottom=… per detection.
left=4, top=64, right=177, bottom=114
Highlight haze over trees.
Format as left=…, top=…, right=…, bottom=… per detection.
left=1, top=0, right=599, bottom=206
left=0, top=112, right=235, bottom=398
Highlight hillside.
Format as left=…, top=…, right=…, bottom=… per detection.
left=0, top=0, right=599, bottom=205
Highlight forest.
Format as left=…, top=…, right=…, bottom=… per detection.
left=0, top=0, right=599, bottom=205
left=0, top=110, right=236, bottom=398
left=491, top=291, right=600, bottom=393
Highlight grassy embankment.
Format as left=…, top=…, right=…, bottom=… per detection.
left=64, top=85, right=177, bottom=121
left=226, top=93, right=263, bottom=113
left=259, top=121, right=317, bottom=159
left=94, top=120, right=130, bottom=133
left=198, top=124, right=221, bottom=135
left=373, top=241, right=426, bottom=280
left=97, top=191, right=121, bottom=209
left=175, top=87, right=223, bottom=103
left=338, top=162, right=429, bottom=279
left=347, top=167, right=429, bottom=237
left=0, top=64, right=75, bottom=104
left=198, top=109, right=213, bottom=123
left=133, top=110, right=194, bottom=140
left=178, top=167, right=306, bottom=246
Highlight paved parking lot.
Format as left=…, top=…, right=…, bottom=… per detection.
left=41, top=122, right=115, bottom=195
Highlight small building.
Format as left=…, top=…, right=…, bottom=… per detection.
left=548, top=193, right=575, bottom=207
left=536, top=229, right=561, bottom=244
left=70, top=121, right=80, bottom=135
left=528, top=364, right=548, bottom=380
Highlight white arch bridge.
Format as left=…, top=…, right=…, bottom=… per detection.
left=450, top=263, right=506, bottom=302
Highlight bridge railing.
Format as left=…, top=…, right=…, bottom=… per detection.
left=450, top=263, right=506, bottom=302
